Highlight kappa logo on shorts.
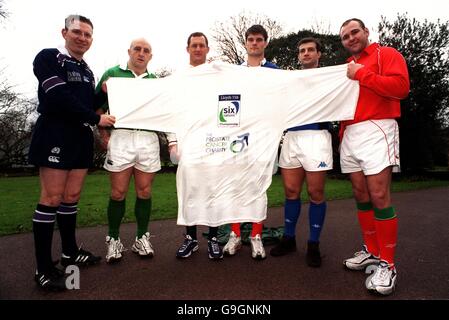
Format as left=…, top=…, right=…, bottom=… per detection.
left=317, top=161, right=328, bottom=168
left=51, top=147, right=60, bottom=154
left=48, top=156, right=60, bottom=163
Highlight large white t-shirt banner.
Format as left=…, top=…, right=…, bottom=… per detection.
left=107, top=62, right=359, bottom=226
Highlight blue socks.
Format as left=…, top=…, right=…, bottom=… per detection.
left=284, top=199, right=327, bottom=241
left=308, top=202, right=327, bottom=243
left=284, top=199, right=301, bottom=237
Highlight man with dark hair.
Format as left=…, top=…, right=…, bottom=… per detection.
left=270, top=37, right=332, bottom=268
left=187, top=32, right=209, bottom=46
left=244, top=24, right=268, bottom=42
left=298, top=37, right=321, bottom=56
left=242, top=24, right=277, bottom=68
left=223, top=24, right=278, bottom=260
left=339, top=18, right=409, bottom=295
left=174, top=32, right=224, bottom=260
left=341, top=18, right=367, bottom=30
left=29, top=14, right=115, bottom=291
left=64, top=14, right=93, bottom=29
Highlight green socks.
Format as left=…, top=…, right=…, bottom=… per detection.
left=107, top=197, right=152, bottom=239
left=135, top=197, right=152, bottom=238
left=107, top=198, right=126, bottom=239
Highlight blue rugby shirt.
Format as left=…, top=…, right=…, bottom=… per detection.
left=33, top=47, right=100, bottom=125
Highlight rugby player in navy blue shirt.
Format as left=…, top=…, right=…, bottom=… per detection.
left=29, top=15, right=115, bottom=291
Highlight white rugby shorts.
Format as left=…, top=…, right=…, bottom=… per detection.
left=340, top=119, right=400, bottom=175
left=279, top=130, right=333, bottom=171
left=104, top=129, right=161, bottom=173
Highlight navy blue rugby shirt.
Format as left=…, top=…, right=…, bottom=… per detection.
left=33, top=47, right=100, bottom=125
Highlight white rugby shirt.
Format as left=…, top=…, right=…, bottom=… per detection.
left=107, top=62, right=359, bottom=226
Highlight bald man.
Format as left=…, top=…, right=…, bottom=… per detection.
left=96, top=38, right=174, bottom=263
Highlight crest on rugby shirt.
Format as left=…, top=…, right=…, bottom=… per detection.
left=218, top=94, right=240, bottom=127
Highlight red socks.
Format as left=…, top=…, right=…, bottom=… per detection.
left=357, top=202, right=379, bottom=257
left=231, top=222, right=263, bottom=237
left=374, top=207, right=398, bottom=267
left=251, top=222, right=263, bottom=237
left=231, top=223, right=241, bottom=236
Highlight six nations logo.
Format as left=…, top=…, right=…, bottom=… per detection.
left=218, top=94, right=241, bottom=127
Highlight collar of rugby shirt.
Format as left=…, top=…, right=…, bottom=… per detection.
left=57, top=45, right=89, bottom=65
left=241, top=58, right=267, bottom=67
left=118, top=62, right=149, bottom=78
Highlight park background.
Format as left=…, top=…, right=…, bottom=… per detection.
left=0, top=0, right=448, bottom=236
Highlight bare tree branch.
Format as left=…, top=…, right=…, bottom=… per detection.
left=211, top=10, right=284, bottom=64
left=0, top=94, right=37, bottom=169
left=0, top=0, right=8, bottom=20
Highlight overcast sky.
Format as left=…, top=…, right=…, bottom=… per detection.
left=1, top=0, right=448, bottom=96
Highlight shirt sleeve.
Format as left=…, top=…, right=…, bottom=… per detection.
left=166, top=132, right=177, bottom=146
left=106, top=77, right=184, bottom=134
left=33, top=50, right=100, bottom=125
left=354, top=47, right=410, bottom=99
left=282, top=64, right=360, bottom=130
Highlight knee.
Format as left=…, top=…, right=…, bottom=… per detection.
left=136, top=188, right=151, bottom=199
left=307, top=187, right=324, bottom=203
left=111, top=188, right=127, bottom=201
left=285, top=188, right=300, bottom=199
left=284, top=183, right=301, bottom=199
left=63, top=191, right=82, bottom=203
left=41, top=194, right=63, bottom=207
left=369, top=189, right=390, bottom=208
left=352, top=186, right=369, bottom=203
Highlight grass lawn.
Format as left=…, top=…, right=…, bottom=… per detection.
left=1, top=170, right=448, bottom=236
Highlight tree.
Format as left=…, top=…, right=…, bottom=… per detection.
left=0, top=2, right=38, bottom=171
left=379, top=14, right=449, bottom=171
left=211, top=11, right=283, bottom=64
left=0, top=80, right=37, bottom=169
left=154, top=67, right=172, bottom=78
left=0, top=0, right=7, bottom=19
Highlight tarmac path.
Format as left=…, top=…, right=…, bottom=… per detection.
left=1, top=187, right=448, bottom=300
